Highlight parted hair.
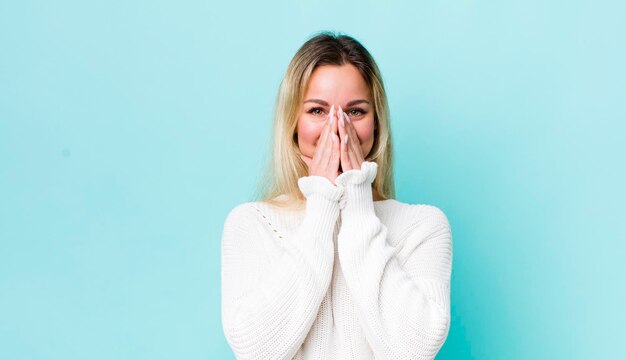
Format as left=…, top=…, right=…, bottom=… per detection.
left=253, top=30, right=395, bottom=209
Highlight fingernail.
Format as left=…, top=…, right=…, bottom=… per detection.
left=344, top=112, right=350, bottom=123
left=344, top=134, right=348, bottom=144
left=339, top=113, right=345, bottom=127
left=329, top=104, right=335, bottom=123
left=332, top=134, right=337, bottom=143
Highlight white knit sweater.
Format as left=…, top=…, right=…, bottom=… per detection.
left=221, top=161, right=453, bottom=359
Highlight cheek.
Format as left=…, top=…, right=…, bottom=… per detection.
left=353, top=119, right=376, bottom=144
left=352, top=117, right=376, bottom=156
left=297, top=119, right=324, bottom=153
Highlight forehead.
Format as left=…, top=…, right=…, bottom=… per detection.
left=304, top=64, right=370, bottom=98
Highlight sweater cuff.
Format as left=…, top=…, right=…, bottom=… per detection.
left=334, top=161, right=378, bottom=217
left=298, top=175, right=344, bottom=202
left=297, top=175, right=344, bottom=228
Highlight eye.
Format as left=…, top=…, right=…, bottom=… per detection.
left=347, top=108, right=367, bottom=117
left=308, top=107, right=326, bottom=116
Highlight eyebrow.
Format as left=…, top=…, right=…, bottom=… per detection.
left=303, top=98, right=370, bottom=107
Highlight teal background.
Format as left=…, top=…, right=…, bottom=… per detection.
left=1, top=0, right=624, bottom=359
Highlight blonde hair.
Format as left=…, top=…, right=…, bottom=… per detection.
left=253, top=31, right=395, bottom=209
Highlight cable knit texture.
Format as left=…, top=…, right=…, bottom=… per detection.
left=221, top=161, right=453, bottom=359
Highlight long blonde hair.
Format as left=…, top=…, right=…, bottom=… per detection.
left=253, top=31, right=395, bottom=209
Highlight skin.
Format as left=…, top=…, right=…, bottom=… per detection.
left=297, top=64, right=384, bottom=201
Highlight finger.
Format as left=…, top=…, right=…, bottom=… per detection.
left=349, top=134, right=363, bottom=170
left=343, top=111, right=360, bottom=153
left=337, top=105, right=346, bottom=139
left=344, top=111, right=365, bottom=167
left=320, top=109, right=333, bottom=149
left=337, top=109, right=351, bottom=172
left=346, top=133, right=359, bottom=170
left=329, top=131, right=340, bottom=177
left=341, top=133, right=352, bottom=172
left=313, top=107, right=334, bottom=168
left=344, top=119, right=362, bottom=170
left=334, top=105, right=340, bottom=137
left=319, top=106, right=336, bottom=169
left=323, top=104, right=335, bottom=143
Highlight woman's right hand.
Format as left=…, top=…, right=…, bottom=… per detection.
left=300, top=104, right=341, bottom=185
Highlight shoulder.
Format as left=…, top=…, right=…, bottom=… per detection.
left=224, top=202, right=254, bottom=223
left=384, top=200, right=451, bottom=231
left=400, top=204, right=453, bottom=254
left=413, top=204, right=450, bottom=226
left=223, top=201, right=291, bottom=234
left=223, top=201, right=268, bottom=226
left=221, top=202, right=268, bottom=247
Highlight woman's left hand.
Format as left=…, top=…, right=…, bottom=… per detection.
left=337, top=105, right=365, bottom=172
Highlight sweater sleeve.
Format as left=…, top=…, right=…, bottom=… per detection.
left=335, top=161, right=453, bottom=360
left=221, top=176, right=343, bottom=360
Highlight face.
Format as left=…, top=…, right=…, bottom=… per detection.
left=296, top=64, right=376, bottom=161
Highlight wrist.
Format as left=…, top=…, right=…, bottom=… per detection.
left=298, top=175, right=343, bottom=202
left=335, top=161, right=378, bottom=218
left=297, top=175, right=343, bottom=230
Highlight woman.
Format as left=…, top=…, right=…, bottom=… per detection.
left=221, top=31, right=453, bottom=359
